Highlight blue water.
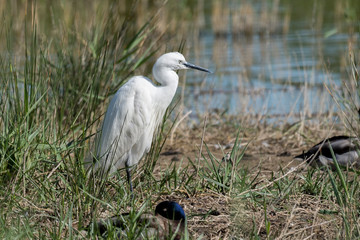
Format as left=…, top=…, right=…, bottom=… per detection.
left=181, top=4, right=358, bottom=122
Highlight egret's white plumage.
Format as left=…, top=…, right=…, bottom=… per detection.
left=91, top=52, right=210, bottom=181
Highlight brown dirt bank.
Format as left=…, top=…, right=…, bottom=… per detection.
left=151, top=115, right=350, bottom=239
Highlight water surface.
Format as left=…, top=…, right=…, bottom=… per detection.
left=180, top=0, right=359, bottom=122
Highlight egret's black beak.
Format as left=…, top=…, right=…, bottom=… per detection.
left=184, top=62, right=212, bottom=73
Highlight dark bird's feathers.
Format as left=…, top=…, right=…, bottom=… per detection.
left=92, top=201, right=186, bottom=240
left=295, top=136, right=360, bottom=169
left=155, top=201, right=186, bottom=221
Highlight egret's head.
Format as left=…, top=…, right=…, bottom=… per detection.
left=155, top=201, right=186, bottom=221
left=155, top=52, right=211, bottom=73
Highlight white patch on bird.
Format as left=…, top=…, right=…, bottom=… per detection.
left=87, top=52, right=210, bottom=189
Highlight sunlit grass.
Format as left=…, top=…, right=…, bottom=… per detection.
left=0, top=0, right=360, bottom=239
left=0, top=0, right=162, bottom=238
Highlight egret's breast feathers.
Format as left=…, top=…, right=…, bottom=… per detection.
left=97, top=77, right=158, bottom=170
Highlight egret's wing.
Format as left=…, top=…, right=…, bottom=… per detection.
left=95, top=77, right=156, bottom=173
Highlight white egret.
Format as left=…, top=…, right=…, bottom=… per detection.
left=91, top=52, right=210, bottom=191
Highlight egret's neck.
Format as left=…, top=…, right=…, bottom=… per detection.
left=152, top=65, right=179, bottom=107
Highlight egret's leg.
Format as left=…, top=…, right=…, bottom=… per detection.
left=125, top=161, right=133, bottom=193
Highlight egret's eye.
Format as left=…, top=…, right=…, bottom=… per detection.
left=178, top=60, right=182, bottom=64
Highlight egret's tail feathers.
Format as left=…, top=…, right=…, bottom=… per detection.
left=84, top=154, right=112, bottom=179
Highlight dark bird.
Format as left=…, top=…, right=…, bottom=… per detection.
left=294, top=136, right=360, bottom=169
left=92, top=201, right=186, bottom=239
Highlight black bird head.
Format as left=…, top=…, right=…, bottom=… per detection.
left=155, top=201, right=186, bottom=240
left=155, top=201, right=186, bottom=221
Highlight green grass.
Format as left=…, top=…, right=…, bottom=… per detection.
left=231, top=164, right=360, bottom=239
left=0, top=1, right=243, bottom=238
left=1, top=0, right=360, bottom=239
left=0, top=1, right=162, bottom=238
